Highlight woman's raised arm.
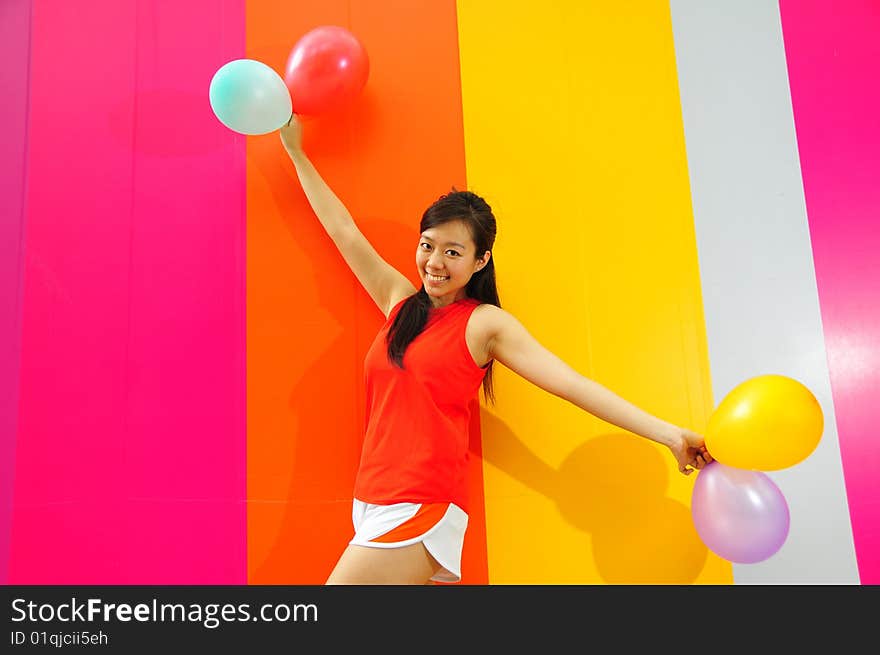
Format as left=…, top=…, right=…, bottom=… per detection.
left=280, top=115, right=416, bottom=316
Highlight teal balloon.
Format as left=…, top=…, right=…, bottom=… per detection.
left=209, top=59, right=292, bottom=135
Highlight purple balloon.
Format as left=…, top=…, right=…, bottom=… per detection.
left=691, top=461, right=790, bottom=564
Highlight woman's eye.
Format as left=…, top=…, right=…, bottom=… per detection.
left=419, top=243, right=431, bottom=250
left=446, top=250, right=460, bottom=257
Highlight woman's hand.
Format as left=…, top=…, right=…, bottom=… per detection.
left=279, top=113, right=303, bottom=154
left=668, top=427, right=713, bottom=475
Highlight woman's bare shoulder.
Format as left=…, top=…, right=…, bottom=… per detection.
left=469, top=303, right=517, bottom=340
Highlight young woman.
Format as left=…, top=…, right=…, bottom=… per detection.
left=279, top=115, right=712, bottom=585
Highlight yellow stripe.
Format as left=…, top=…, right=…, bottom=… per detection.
left=457, top=0, right=731, bottom=583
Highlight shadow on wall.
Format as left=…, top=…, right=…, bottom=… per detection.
left=247, top=208, right=419, bottom=583
left=250, top=223, right=419, bottom=585
left=479, top=408, right=708, bottom=583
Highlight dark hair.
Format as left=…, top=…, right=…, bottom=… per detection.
left=386, top=189, right=501, bottom=404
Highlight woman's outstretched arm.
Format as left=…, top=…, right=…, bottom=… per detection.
left=280, top=115, right=415, bottom=316
left=480, top=304, right=712, bottom=474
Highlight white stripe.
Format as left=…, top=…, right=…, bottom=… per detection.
left=670, top=0, right=858, bottom=583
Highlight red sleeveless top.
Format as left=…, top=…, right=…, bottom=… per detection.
left=353, top=296, right=487, bottom=512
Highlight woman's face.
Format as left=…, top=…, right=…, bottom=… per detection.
left=416, top=219, right=489, bottom=306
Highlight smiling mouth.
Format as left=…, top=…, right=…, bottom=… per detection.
left=426, top=273, right=449, bottom=282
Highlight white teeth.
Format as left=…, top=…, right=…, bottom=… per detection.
left=426, top=273, right=448, bottom=281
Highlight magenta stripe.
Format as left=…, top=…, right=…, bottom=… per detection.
left=0, top=0, right=32, bottom=585
left=780, top=0, right=880, bottom=584
left=11, top=0, right=246, bottom=583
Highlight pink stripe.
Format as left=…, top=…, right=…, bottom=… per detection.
left=11, top=0, right=246, bottom=583
left=780, top=0, right=880, bottom=584
left=0, top=0, right=32, bottom=585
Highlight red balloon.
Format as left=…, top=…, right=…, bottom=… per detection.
left=284, top=26, right=369, bottom=116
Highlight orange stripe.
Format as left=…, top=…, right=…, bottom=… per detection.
left=372, top=504, right=451, bottom=543
left=247, top=1, right=488, bottom=584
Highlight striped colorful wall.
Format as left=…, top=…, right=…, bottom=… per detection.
left=3, top=0, right=875, bottom=585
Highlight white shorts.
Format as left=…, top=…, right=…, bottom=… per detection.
left=350, top=499, right=469, bottom=583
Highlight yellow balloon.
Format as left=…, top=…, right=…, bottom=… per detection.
left=706, top=374, right=824, bottom=471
